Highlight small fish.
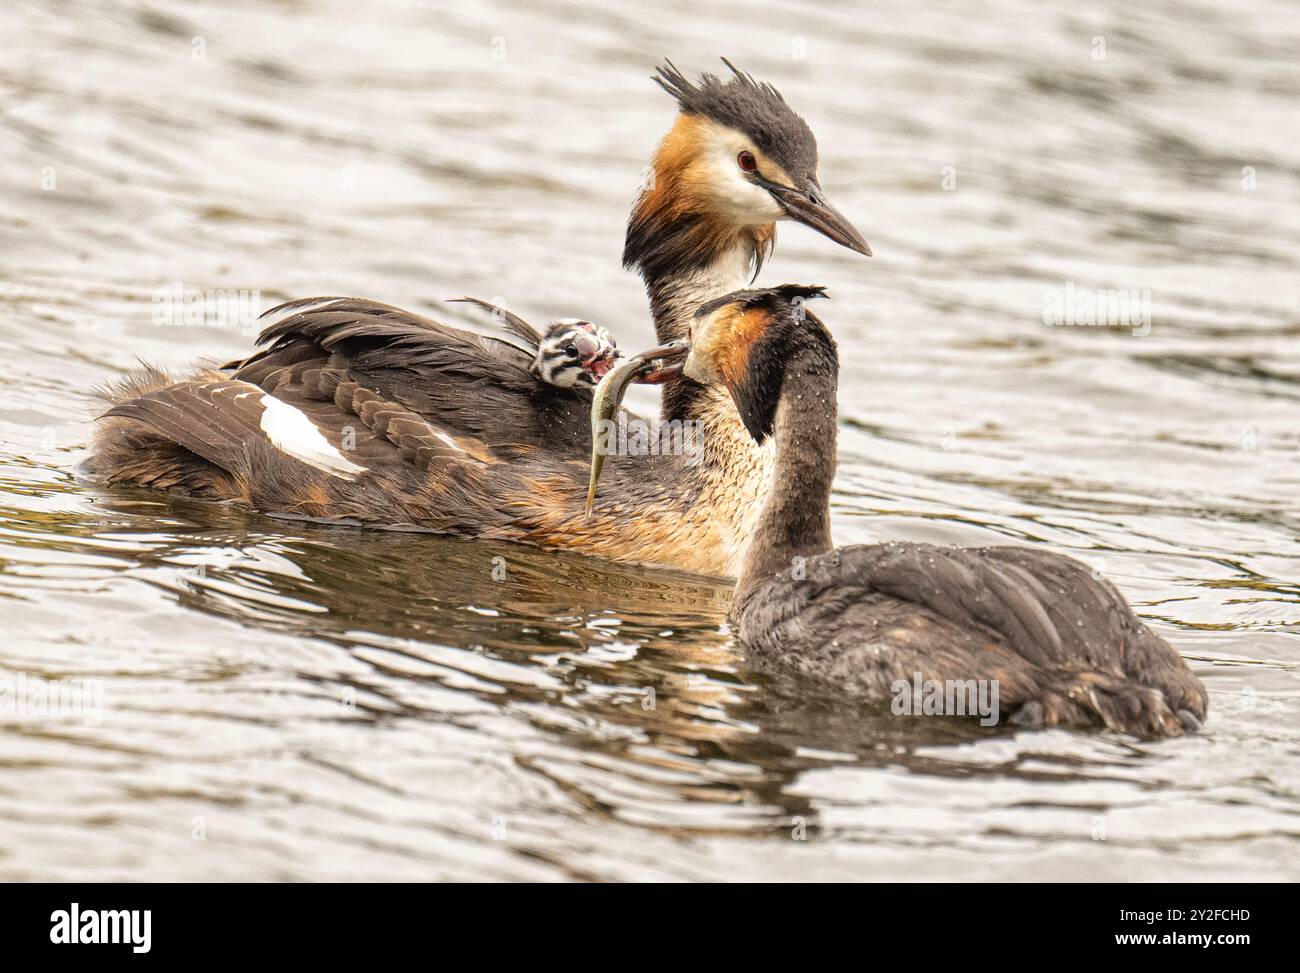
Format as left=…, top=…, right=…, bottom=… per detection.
left=584, top=340, right=689, bottom=515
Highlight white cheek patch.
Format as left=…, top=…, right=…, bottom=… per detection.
left=694, top=121, right=788, bottom=224
left=258, top=394, right=368, bottom=479
left=701, top=152, right=785, bottom=223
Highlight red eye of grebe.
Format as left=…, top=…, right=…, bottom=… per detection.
left=737, top=151, right=757, bottom=173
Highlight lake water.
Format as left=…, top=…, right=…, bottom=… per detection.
left=1, top=0, right=1297, bottom=880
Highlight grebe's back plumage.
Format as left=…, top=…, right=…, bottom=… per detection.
left=228, top=295, right=600, bottom=450
left=90, top=296, right=742, bottom=574
left=594, top=288, right=1207, bottom=737
left=739, top=541, right=1207, bottom=735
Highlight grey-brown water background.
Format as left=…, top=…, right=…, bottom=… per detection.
left=1, top=0, right=1298, bottom=880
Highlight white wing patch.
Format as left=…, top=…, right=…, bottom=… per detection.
left=258, top=394, right=368, bottom=479
left=432, top=430, right=462, bottom=452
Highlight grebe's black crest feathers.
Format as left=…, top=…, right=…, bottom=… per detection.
left=651, top=58, right=818, bottom=180
left=773, top=283, right=829, bottom=304
left=695, top=284, right=829, bottom=319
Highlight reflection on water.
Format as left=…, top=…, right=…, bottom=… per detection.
left=1, top=0, right=1298, bottom=880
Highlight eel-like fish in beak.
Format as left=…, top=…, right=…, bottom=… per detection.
left=584, top=339, right=689, bottom=515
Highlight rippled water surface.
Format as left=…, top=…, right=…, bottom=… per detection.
left=2, top=0, right=1298, bottom=880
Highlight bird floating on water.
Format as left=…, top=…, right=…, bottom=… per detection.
left=87, top=59, right=869, bottom=577
left=587, top=286, right=1208, bottom=737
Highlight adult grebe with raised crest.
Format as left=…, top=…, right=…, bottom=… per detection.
left=87, top=60, right=869, bottom=577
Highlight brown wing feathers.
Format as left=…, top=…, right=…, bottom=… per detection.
left=103, top=380, right=268, bottom=475
left=227, top=297, right=595, bottom=453
left=242, top=297, right=538, bottom=385
left=91, top=296, right=673, bottom=559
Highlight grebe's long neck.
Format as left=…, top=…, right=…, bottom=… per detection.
left=620, top=115, right=782, bottom=577
left=641, top=236, right=762, bottom=423
left=641, top=232, right=757, bottom=342
left=623, top=117, right=775, bottom=423
left=734, top=335, right=838, bottom=609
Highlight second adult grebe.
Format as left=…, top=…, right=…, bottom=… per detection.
left=590, top=288, right=1208, bottom=737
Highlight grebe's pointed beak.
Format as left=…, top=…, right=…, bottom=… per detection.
left=766, top=182, right=872, bottom=257
left=629, top=339, right=690, bottom=384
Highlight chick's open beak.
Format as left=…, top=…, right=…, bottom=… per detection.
left=587, top=353, right=617, bottom=380
left=579, top=339, right=620, bottom=380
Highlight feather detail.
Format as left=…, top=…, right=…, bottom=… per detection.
left=447, top=296, right=544, bottom=349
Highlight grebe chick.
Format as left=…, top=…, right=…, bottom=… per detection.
left=451, top=297, right=621, bottom=388
left=535, top=319, right=621, bottom=386
left=593, top=288, right=1208, bottom=737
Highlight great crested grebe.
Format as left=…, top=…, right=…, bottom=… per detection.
left=87, top=60, right=869, bottom=576
left=592, top=288, right=1208, bottom=737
